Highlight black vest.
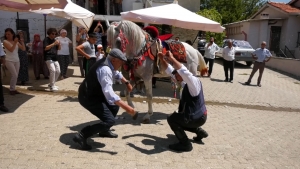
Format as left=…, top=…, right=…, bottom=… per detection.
left=79, top=57, right=108, bottom=101
left=178, top=82, right=207, bottom=122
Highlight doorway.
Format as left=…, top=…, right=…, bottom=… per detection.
left=269, top=26, right=281, bottom=52
left=16, top=19, right=29, bottom=43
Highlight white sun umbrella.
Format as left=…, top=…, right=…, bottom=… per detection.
left=30, top=0, right=95, bottom=30
left=0, top=0, right=68, bottom=12
left=121, top=0, right=224, bottom=33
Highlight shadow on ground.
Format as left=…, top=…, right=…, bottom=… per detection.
left=59, top=132, right=118, bottom=154
left=0, top=87, right=35, bottom=114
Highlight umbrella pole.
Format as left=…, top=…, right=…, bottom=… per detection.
left=43, top=14, right=47, bottom=38
left=16, top=12, right=20, bottom=30
left=192, top=33, right=198, bottom=46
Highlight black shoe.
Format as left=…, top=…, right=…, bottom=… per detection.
left=98, top=131, right=118, bottom=138
left=244, top=81, right=250, bottom=85
left=224, top=79, right=228, bottom=82
left=193, top=128, right=209, bottom=142
left=169, top=141, right=193, bottom=152
left=73, top=133, right=92, bottom=150
left=132, top=111, right=139, bottom=120
left=0, top=105, right=9, bottom=112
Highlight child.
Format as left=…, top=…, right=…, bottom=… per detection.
left=96, top=44, right=105, bottom=61
left=75, top=33, right=97, bottom=75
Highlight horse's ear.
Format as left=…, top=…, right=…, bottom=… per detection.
left=105, top=19, right=110, bottom=27
left=115, top=21, right=123, bottom=32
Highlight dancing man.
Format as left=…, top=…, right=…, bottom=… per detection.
left=158, top=51, right=208, bottom=152
left=73, top=48, right=138, bottom=150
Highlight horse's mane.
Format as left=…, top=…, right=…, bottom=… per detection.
left=107, top=20, right=146, bottom=58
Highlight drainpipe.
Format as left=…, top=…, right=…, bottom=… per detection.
left=242, top=31, right=247, bottom=41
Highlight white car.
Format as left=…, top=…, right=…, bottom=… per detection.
left=216, top=39, right=255, bottom=66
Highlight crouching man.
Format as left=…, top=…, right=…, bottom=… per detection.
left=158, top=51, right=208, bottom=152
left=73, top=48, right=138, bottom=150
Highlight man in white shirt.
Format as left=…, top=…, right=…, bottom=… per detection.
left=245, top=41, right=272, bottom=87
left=222, top=40, right=235, bottom=82
left=204, top=37, right=220, bottom=77
left=158, top=51, right=208, bottom=152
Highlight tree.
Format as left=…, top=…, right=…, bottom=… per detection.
left=200, top=0, right=267, bottom=24
left=197, top=9, right=225, bottom=46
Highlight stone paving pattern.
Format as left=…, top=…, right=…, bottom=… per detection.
left=0, top=59, right=300, bottom=169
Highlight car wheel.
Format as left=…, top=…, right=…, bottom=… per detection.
left=246, top=61, right=253, bottom=66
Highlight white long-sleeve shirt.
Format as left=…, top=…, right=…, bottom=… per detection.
left=204, top=42, right=220, bottom=59
left=96, top=59, right=124, bottom=105
left=165, top=64, right=201, bottom=97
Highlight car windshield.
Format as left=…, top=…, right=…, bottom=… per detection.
left=233, top=41, right=253, bottom=49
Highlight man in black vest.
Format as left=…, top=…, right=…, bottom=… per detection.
left=158, top=51, right=208, bottom=152
left=73, top=48, right=138, bottom=150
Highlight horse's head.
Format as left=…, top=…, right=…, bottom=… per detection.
left=106, top=21, right=122, bottom=50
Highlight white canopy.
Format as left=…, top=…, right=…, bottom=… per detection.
left=30, top=0, right=95, bottom=30
left=0, top=0, right=67, bottom=12
left=121, top=1, right=225, bottom=33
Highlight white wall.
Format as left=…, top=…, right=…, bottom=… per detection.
left=284, top=16, right=300, bottom=50
left=0, top=10, right=68, bottom=41
left=253, top=6, right=289, bottom=19
left=247, top=21, right=261, bottom=49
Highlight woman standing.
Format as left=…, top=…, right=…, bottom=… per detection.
left=17, top=30, right=29, bottom=85
left=76, top=27, right=88, bottom=78
left=2, top=28, right=26, bottom=95
left=43, top=28, right=61, bottom=92
left=32, top=34, right=49, bottom=80
left=56, top=29, right=72, bottom=79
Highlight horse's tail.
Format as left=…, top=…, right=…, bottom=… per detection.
left=197, top=50, right=208, bottom=76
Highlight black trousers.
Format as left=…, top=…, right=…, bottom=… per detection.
left=204, top=57, right=215, bottom=76
left=167, top=112, right=207, bottom=143
left=78, top=91, right=119, bottom=139
left=85, top=58, right=97, bottom=75
left=223, top=59, right=235, bottom=80
left=77, top=56, right=85, bottom=77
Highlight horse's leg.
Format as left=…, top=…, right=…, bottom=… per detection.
left=121, top=67, right=135, bottom=108
left=142, top=75, right=153, bottom=124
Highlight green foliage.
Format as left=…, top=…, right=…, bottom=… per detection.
left=200, top=0, right=267, bottom=24
left=197, top=9, right=225, bottom=46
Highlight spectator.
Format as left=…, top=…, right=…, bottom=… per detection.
left=56, top=29, right=72, bottom=80
left=244, top=41, right=272, bottom=87
left=175, top=37, right=180, bottom=41
left=204, top=37, right=220, bottom=77
left=96, top=44, right=104, bottom=61
left=31, top=34, right=49, bottom=80
left=43, top=28, right=61, bottom=92
left=2, top=28, right=26, bottom=95
left=222, top=39, right=235, bottom=83
left=185, top=40, right=192, bottom=46
left=17, top=30, right=29, bottom=85
left=76, top=27, right=88, bottom=77
left=0, top=39, right=9, bottom=112
left=76, top=33, right=97, bottom=75
left=94, top=22, right=104, bottom=50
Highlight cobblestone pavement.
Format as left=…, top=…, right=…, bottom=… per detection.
left=0, top=60, right=300, bottom=169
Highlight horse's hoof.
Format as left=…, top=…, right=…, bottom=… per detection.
left=142, top=119, right=150, bottom=124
